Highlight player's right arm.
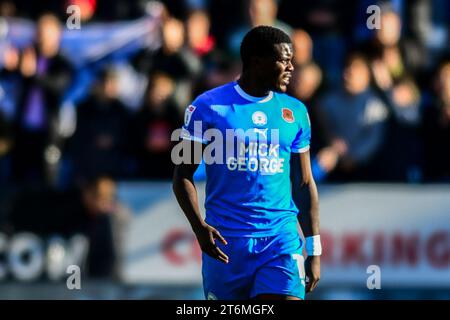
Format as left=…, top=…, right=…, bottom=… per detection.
left=172, top=97, right=229, bottom=264
left=172, top=142, right=229, bottom=264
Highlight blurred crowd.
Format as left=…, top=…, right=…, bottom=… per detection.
left=1, top=0, right=449, bottom=189
left=0, top=0, right=449, bottom=280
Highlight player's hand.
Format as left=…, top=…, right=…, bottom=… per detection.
left=194, top=223, right=229, bottom=264
left=305, top=255, right=320, bottom=293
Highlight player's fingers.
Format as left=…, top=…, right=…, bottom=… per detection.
left=305, top=278, right=313, bottom=293
left=205, top=249, right=223, bottom=263
left=310, top=280, right=319, bottom=292
left=205, top=247, right=227, bottom=264
left=202, top=238, right=228, bottom=263
left=212, top=229, right=228, bottom=245
left=208, top=231, right=215, bottom=245
left=214, top=246, right=229, bottom=263
left=306, top=276, right=319, bottom=293
left=215, top=254, right=228, bottom=264
left=309, top=279, right=319, bottom=292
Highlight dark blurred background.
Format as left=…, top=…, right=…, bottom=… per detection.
left=0, top=0, right=449, bottom=299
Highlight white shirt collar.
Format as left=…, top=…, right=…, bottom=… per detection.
left=233, top=83, right=273, bottom=103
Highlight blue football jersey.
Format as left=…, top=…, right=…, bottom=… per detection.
left=181, top=81, right=311, bottom=237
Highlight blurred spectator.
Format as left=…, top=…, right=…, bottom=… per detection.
left=278, top=0, right=359, bottom=84
left=82, top=176, right=130, bottom=279
left=132, top=16, right=201, bottom=113
left=186, top=8, right=215, bottom=92
left=364, top=8, right=424, bottom=181
left=227, top=0, right=292, bottom=57
left=381, top=75, right=423, bottom=181
left=288, top=62, right=323, bottom=152
left=248, top=0, right=291, bottom=32
left=0, top=45, right=21, bottom=185
left=289, top=62, right=322, bottom=105
left=186, top=9, right=215, bottom=58
left=290, top=29, right=323, bottom=97
left=363, top=7, right=427, bottom=83
left=288, top=29, right=323, bottom=151
left=185, top=9, right=237, bottom=94
left=68, top=67, right=131, bottom=184
left=11, top=13, right=74, bottom=186
left=424, top=59, right=450, bottom=181
left=291, top=29, right=314, bottom=67
left=0, top=45, right=22, bottom=120
left=313, top=52, right=389, bottom=181
left=0, top=0, right=16, bottom=17
left=131, top=71, right=182, bottom=179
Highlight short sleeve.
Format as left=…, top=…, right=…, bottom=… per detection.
left=291, top=103, right=311, bottom=153
left=181, top=94, right=211, bottom=144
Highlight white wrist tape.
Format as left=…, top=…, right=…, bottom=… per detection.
left=305, top=235, right=322, bottom=256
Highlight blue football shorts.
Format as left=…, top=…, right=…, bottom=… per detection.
left=202, top=230, right=306, bottom=300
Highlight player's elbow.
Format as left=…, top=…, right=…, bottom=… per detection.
left=172, top=165, right=184, bottom=186
left=172, top=164, right=195, bottom=189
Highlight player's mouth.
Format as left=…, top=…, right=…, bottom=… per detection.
left=281, top=73, right=291, bottom=86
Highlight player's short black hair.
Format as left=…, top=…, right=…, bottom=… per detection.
left=240, top=25, right=291, bottom=68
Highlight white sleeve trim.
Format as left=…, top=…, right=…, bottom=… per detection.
left=291, top=145, right=310, bottom=153
left=181, top=135, right=208, bottom=145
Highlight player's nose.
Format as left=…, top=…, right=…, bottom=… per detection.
left=286, top=61, right=294, bottom=72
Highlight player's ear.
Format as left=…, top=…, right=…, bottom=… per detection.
left=252, top=56, right=268, bottom=75
left=252, top=56, right=264, bottom=69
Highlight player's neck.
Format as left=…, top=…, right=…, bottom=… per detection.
left=237, top=73, right=272, bottom=98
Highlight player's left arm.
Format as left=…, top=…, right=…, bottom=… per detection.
left=290, top=100, right=321, bottom=293
left=291, top=150, right=321, bottom=293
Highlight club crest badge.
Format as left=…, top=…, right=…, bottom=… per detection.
left=252, top=111, right=267, bottom=126
left=282, top=108, right=294, bottom=123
